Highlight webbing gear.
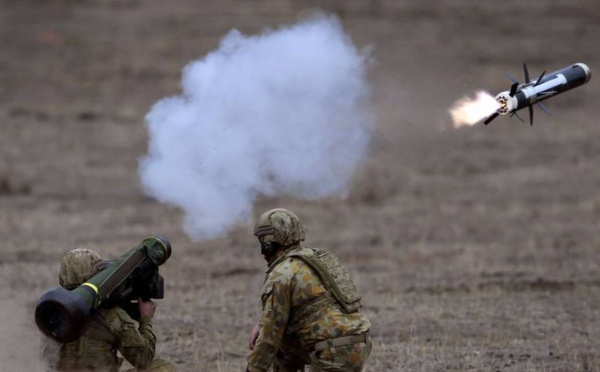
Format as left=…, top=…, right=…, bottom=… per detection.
left=286, top=292, right=338, bottom=334
left=313, top=332, right=369, bottom=352
left=288, top=247, right=362, bottom=313
left=85, top=312, right=117, bottom=345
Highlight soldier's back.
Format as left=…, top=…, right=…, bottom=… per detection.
left=57, top=307, right=120, bottom=372
left=273, top=247, right=371, bottom=348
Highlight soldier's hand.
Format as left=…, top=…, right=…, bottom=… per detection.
left=138, top=298, right=156, bottom=319
left=249, top=322, right=261, bottom=350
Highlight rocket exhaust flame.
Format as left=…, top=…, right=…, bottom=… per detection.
left=449, top=91, right=500, bottom=128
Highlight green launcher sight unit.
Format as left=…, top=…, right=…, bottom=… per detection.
left=35, top=236, right=172, bottom=343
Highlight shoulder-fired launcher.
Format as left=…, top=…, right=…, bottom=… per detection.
left=35, top=235, right=172, bottom=343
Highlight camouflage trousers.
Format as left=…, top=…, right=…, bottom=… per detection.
left=273, top=334, right=372, bottom=372
left=122, top=358, right=178, bottom=372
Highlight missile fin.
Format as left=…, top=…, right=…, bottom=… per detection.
left=505, top=73, right=519, bottom=84
left=484, top=112, right=499, bottom=125
left=509, top=82, right=518, bottom=96
left=528, top=105, right=534, bottom=125
left=537, top=102, right=552, bottom=115
left=523, top=63, right=530, bottom=83
left=534, top=70, right=546, bottom=86
left=511, top=111, right=525, bottom=123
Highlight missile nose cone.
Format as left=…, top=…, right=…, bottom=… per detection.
left=574, top=63, right=592, bottom=84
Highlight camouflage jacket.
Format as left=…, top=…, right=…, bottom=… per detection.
left=41, top=306, right=156, bottom=371
left=246, top=245, right=371, bottom=372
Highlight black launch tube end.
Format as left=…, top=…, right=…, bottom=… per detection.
left=35, top=287, right=91, bottom=343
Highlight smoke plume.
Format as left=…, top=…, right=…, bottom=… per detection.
left=139, top=16, right=373, bottom=240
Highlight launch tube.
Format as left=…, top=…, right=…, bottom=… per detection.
left=35, top=236, right=171, bottom=343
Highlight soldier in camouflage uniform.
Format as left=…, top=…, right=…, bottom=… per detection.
left=40, top=248, right=176, bottom=372
left=246, top=208, right=372, bottom=372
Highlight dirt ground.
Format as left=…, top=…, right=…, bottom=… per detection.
left=1, top=0, right=600, bottom=371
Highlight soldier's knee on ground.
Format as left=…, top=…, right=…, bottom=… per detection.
left=311, top=341, right=371, bottom=372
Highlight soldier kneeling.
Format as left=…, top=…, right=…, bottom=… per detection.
left=247, top=208, right=372, bottom=372
left=40, top=248, right=177, bottom=372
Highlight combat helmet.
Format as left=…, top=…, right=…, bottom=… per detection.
left=59, top=248, right=105, bottom=290
left=254, top=208, right=306, bottom=247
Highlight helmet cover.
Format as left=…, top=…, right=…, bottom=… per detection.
left=254, top=208, right=305, bottom=246
left=59, top=248, right=104, bottom=289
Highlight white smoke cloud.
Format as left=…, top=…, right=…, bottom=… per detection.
left=139, top=15, right=373, bottom=240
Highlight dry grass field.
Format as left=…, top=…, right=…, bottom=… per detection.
left=1, top=1, right=600, bottom=371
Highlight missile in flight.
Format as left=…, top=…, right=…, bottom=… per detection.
left=484, top=62, right=591, bottom=125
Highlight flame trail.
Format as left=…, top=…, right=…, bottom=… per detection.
left=450, top=91, right=500, bottom=127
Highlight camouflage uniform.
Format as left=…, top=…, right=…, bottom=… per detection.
left=247, top=209, right=372, bottom=372
left=40, top=248, right=176, bottom=372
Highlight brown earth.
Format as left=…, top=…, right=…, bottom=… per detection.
left=1, top=0, right=600, bottom=371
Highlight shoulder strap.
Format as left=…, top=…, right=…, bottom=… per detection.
left=288, top=247, right=362, bottom=313
left=86, top=310, right=117, bottom=345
